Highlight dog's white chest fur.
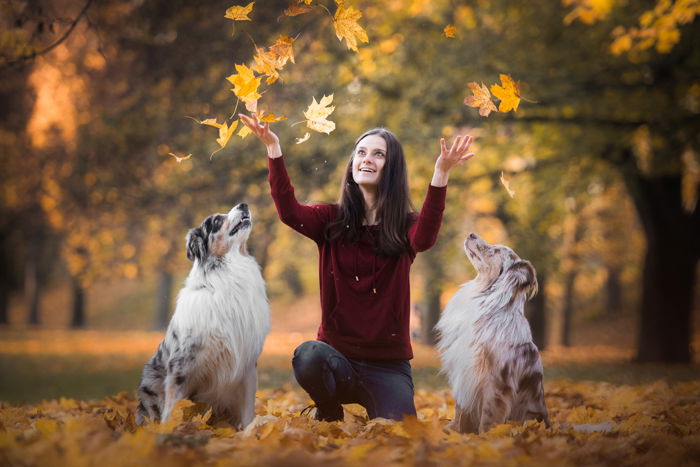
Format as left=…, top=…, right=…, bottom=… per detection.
left=436, top=281, right=533, bottom=410
left=169, top=252, right=270, bottom=383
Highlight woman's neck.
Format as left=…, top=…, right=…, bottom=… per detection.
left=360, top=186, right=378, bottom=225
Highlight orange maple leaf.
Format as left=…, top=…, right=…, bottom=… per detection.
left=334, top=5, right=369, bottom=52
left=464, top=82, right=498, bottom=117
left=269, top=35, right=295, bottom=65
left=283, top=1, right=313, bottom=17
left=444, top=25, right=456, bottom=38
left=490, top=74, right=521, bottom=113
left=225, top=2, right=255, bottom=21
left=252, top=49, right=285, bottom=84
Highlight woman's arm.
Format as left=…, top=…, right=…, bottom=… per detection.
left=239, top=113, right=330, bottom=243
left=410, top=135, right=476, bottom=251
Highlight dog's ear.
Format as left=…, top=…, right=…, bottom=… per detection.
left=185, top=227, right=207, bottom=262
left=510, top=260, right=538, bottom=300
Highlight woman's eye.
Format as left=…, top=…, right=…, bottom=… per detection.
left=375, top=152, right=384, bottom=157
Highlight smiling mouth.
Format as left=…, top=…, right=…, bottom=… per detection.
left=359, top=168, right=376, bottom=173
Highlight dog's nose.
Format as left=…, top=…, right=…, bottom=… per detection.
left=469, top=233, right=477, bottom=240
left=238, top=203, right=248, bottom=212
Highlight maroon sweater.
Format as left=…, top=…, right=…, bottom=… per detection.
left=268, top=156, right=446, bottom=360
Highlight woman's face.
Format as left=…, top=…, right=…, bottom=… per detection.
left=352, top=134, right=387, bottom=188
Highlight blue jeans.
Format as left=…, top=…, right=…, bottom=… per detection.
left=292, top=340, right=417, bottom=421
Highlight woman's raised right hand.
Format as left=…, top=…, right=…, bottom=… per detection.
left=239, top=113, right=282, bottom=158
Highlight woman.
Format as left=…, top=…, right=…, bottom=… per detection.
left=240, top=113, right=475, bottom=421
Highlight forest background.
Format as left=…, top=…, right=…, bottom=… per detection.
left=0, top=0, right=699, bottom=406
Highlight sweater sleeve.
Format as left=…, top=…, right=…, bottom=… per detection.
left=409, top=184, right=447, bottom=252
left=268, top=156, right=332, bottom=244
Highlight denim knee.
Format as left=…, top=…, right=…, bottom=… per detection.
left=292, top=341, right=328, bottom=385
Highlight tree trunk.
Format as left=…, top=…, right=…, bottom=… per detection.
left=605, top=266, right=622, bottom=315
left=25, top=231, right=41, bottom=326
left=421, top=250, right=445, bottom=346
left=561, top=271, right=576, bottom=347
left=422, top=283, right=441, bottom=346
left=622, top=168, right=699, bottom=363
left=0, top=284, right=8, bottom=325
left=70, top=278, right=86, bottom=328
left=526, top=272, right=547, bottom=350
left=153, top=271, right=173, bottom=330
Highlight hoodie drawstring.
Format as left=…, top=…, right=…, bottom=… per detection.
left=353, top=241, right=377, bottom=295
left=371, top=254, right=377, bottom=294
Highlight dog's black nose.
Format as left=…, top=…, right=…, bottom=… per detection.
left=238, top=203, right=248, bottom=212
left=469, top=233, right=477, bottom=240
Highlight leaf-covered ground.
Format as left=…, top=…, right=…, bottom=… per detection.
left=2, top=380, right=699, bottom=466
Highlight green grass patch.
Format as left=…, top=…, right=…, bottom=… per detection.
left=1, top=354, right=698, bottom=405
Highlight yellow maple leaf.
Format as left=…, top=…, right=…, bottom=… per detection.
left=464, top=81, right=498, bottom=117
left=490, top=74, right=521, bottom=112
left=282, top=1, right=313, bottom=17
left=444, top=24, right=456, bottom=38
left=226, top=64, right=262, bottom=103
left=216, top=120, right=239, bottom=148
left=304, top=94, right=336, bottom=134
left=334, top=5, right=369, bottom=52
left=269, top=35, right=296, bottom=64
left=500, top=172, right=516, bottom=198
left=252, top=48, right=285, bottom=84
left=167, top=152, right=193, bottom=163
left=238, top=124, right=252, bottom=139
left=259, top=111, right=287, bottom=122
left=224, top=2, right=255, bottom=21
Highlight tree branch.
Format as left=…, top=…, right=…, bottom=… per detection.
left=0, top=0, right=94, bottom=70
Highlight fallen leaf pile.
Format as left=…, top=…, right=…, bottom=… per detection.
left=2, top=380, right=699, bottom=466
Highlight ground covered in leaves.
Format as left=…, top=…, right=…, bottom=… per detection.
left=2, top=380, right=699, bottom=466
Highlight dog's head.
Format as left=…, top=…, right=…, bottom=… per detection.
left=185, top=203, right=252, bottom=264
left=464, top=233, right=538, bottom=300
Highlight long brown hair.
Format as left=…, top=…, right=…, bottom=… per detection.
left=326, top=128, right=415, bottom=256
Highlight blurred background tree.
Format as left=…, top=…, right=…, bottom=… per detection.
left=0, top=0, right=697, bottom=364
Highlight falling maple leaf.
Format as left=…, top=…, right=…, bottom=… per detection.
left=253, top=48, right=285, bottom=84
left=245, top=99, right=258, bottom=113
left=490, top=74, right=521, bottom=113
left=167, top=152, right=192, bottom=163
left=464, top=82, right=498, bottom=117
left=282, top=1, right=313, bottom=17
left=333, top=5, right=369, bottom=52
left=216, top=120, right=238, bottom=148
left=238, top=124, right=252, bottom=139
left=226, top=64, right=262, bottom=103
left=296, top=132, right=311, bottom=144
left=269, top=35, right=296, bottom=65
left=224, top=2, right=255, bottom=21
left=304, top=94, right=336, bottom=134
left=444, top=25, right=456, bottom=38
left=259, top=111, right=287, bottom=122
left=500, top=171, right=516, bottom=197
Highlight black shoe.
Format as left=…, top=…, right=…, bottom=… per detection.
left=300, top=403, right=344, bottom=422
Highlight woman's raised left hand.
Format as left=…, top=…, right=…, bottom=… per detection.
left=431, top=135, right=476, bottom=187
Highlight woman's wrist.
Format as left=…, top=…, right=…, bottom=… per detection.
left=266, top=143, right=283, bottom=159
left=431, top=168, right=449, bottom=187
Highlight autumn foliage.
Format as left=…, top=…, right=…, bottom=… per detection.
left=2, top=381, right=699, bottom=466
